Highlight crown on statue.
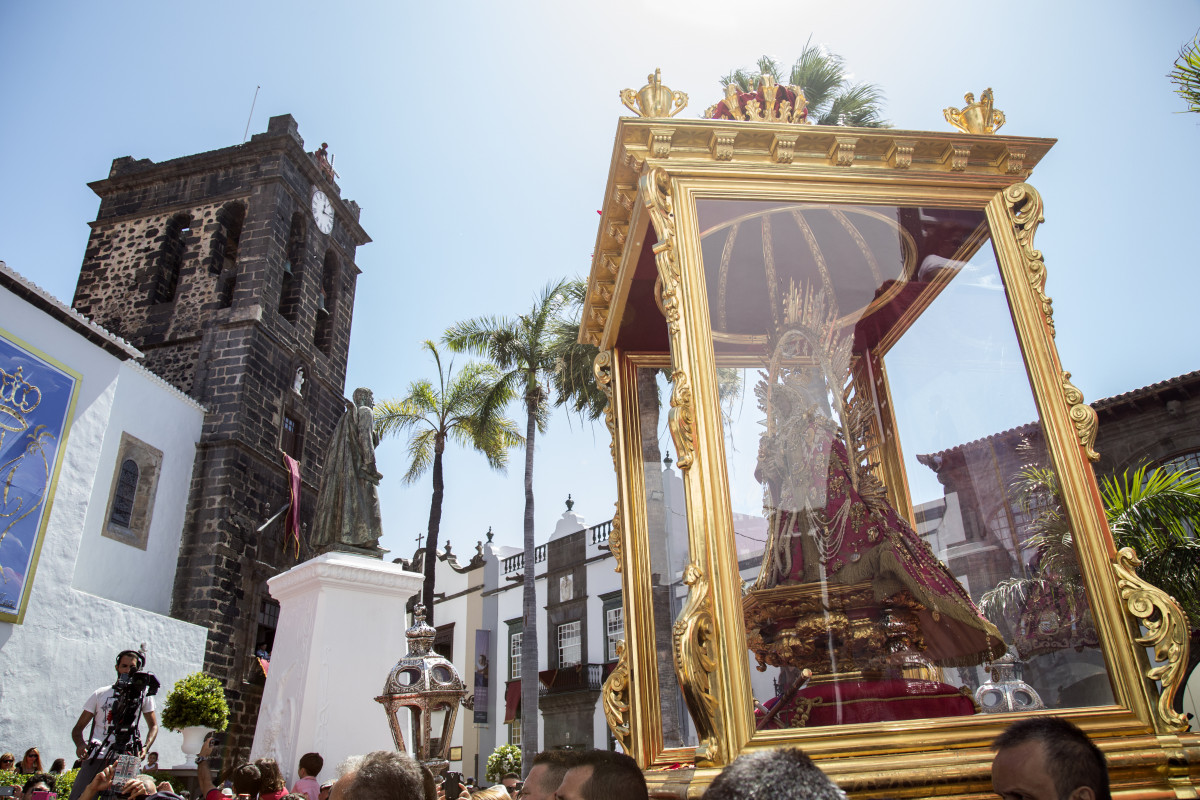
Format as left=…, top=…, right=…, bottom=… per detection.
left=704, top=74, right=808, bottom=123
left=0, top=366, right=42, bottom=431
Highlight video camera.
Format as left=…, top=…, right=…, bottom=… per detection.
left=103, top=670, right=161, bottom=757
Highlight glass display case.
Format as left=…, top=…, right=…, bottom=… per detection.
left=585, top=74, right=1194, bottom=798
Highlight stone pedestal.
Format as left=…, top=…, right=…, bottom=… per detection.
left=250, top=553, right=423, bottom=784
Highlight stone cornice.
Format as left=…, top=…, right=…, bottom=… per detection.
left=87, top=127, right=371, bottom=247
left=267, top=552, right=423, bottom=602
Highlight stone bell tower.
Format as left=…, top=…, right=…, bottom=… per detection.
left=72, top=115, right=371, bottom=756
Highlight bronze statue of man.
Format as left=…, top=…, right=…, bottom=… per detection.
left=311, top=387, right=384, bottom=552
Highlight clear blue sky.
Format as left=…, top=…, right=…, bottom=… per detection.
left=2, top=1, right=1197, bottom=558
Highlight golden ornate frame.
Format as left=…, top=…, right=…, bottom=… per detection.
left=584, top=114, right=1196, bottom=797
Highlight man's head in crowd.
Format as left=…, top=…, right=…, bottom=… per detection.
left=553, top=750, right=646, bottom=800
left=115, top=650, right=142, bottom=676
left=232, top=764, right=263, bottom=798
left=330, top=751, right=422, bottom=800
left=22, top=774, right=56, bottom=797
left=992, top=717, right=1110, bottom=800
left=701, top=749, right=844, bottom=800
left=520, top=751, right=579, bottom=800
left=130, top=775, right=159, bottom=796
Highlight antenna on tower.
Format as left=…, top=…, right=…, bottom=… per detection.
left=243, top=85, right=261, bottom=143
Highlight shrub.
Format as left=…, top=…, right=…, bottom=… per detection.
left=55, top=769, right=79, bottom=798
left=161, top=672, right=230, bottom=732
left=0, top=769, right=78, bottom=797
left=484, top=744, right=520, bottom=784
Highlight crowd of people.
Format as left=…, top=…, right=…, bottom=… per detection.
left=8, top=712, right=1108, bottom=800
left=7, top=648, right=1113, bottom=800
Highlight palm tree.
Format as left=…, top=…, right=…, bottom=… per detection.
left=722, top=38, right=887, bottom=127
left=373, top=340, right=520, bottom=624
left=1101, top=465, right=1200, bottom=627
left=547, top=278, right=606, bottom=422
left=981, top=459, right=1200, bottom=703
left=444, top=279, right=575, bottom=769
left=1169, top=33, right=1200, bottom=114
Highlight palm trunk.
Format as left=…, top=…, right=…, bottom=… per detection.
left=422, top=442, right=445, bottom=625
left=520, top=398, right=539, bottom=774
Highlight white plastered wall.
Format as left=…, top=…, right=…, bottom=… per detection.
left=0, top=280, right=207, bottom=767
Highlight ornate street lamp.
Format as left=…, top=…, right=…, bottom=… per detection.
left=376, top=604, right=466, bottom=774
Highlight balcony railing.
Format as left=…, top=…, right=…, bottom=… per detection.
left=502, top=520, right=614, bottom=575
left=502, top=544, right=547, bottom=575
left=538, top=663, right=606, bottom=695
left=589, top=519, right=612, bottom=546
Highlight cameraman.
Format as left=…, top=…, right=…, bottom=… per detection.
left=69, top=651, right=160, bottom=800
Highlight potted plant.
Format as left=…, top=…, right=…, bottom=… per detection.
left=484, top=744, right=520, bottom=784
left=161, top=673, right=229, bottom=765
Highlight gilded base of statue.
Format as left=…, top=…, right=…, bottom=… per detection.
left=744, top=582, right=941, bottom=679
left=746, top=582, right=980, bottom=728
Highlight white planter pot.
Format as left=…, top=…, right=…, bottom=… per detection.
left=176, top=725, right=211, bottom=768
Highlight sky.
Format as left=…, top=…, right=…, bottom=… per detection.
left=2, top=1, right=1198, bottom=560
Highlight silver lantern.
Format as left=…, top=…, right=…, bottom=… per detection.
left=375, top=603, right=467, bottom=773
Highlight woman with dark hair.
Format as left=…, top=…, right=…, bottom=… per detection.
left=0, top=753, right=15, bottom=770
left=15, top=750, right=43, bottom=776
left=254, top=759, right=287, bottom=800
left=49, top=760, right=66, bottom=775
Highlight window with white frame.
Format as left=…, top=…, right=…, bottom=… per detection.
left=509, top=717, right=522, bottom=747
left=606, top=606, right=624, bottom=662
left=558, top=621, right=582, bottom=667
left=510, top=631, right=522, bottom=680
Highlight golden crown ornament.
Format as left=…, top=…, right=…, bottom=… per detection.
left=0, top=366, right=41, bottom=433
left=704, top=74, right=808, bottom=123
left=944, top=88, right=1006, bottom=134
left=620, top=69, right=688, bottom=119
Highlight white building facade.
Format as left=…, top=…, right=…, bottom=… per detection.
left=421, top=502, right=624, bottom=779
left=0, top=263, right=208, bottom=766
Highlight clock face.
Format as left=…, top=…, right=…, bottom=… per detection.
left=311, top=188, right=334, bottom=235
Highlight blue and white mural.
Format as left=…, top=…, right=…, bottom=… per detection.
left=0, top=329, right=79, bottom=622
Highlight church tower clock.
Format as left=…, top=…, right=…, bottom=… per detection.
left=72, top=115, right=371, bottom=757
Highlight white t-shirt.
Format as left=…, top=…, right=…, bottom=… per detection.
left=83, top=685, right=156, bottom=749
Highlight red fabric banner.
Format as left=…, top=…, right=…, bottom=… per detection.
left=503, top=680, right=521, bottom=724
left=282, top=453, right=302, bottom=559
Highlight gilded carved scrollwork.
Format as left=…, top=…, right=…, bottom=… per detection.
left=640, top=167, right=681, bottom=332
left=594, top=350, right=623, bottom=572
left=672, top=562, right=722, bottom=766
left=1113, top=547, right=1191, bottom=733
left=602, top=640, right=633, bottom=751
left=668, top=370, right=696, bottom=470
left=1061, top=372, right=1100, bottom=462
left=1002, top=183, right=1056, bottom=338
left=640, top=167, right=696, bottom=470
